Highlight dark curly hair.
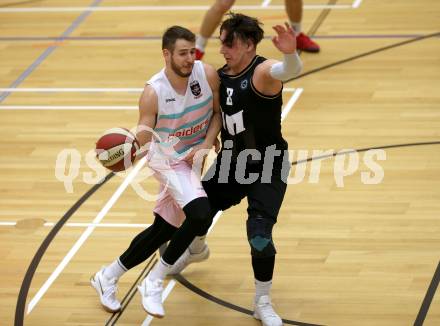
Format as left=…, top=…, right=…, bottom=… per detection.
left=220, top=12, right=264, bottom=47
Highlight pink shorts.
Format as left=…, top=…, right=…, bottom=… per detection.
left=147, top=156, right=206, bottom=227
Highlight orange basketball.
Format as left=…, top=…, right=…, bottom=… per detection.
left=95, top=127, right=140, bottom=172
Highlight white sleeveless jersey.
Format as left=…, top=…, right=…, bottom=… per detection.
left=147, top=60, right=213, bottom=154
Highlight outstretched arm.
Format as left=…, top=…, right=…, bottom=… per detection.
left=253, top=23, right=303, bottom=95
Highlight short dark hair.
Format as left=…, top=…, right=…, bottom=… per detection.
left=162, top=26, right=195, bottom=52
left=220, top=13, right=264, bottom=47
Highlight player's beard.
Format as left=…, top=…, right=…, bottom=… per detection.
left=170, top=57, right=193, bottom=78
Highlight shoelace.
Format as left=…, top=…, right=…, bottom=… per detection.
left=146, top=279, right=163, bottom=302
left=103, top=278, right=118, bottom=300
left=259, top=302, right=278, bottom=318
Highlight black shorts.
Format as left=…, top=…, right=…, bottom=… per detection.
left=202, top=153, right=290, bottom=222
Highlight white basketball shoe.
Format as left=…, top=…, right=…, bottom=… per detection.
left=90, top=267, right=121, bottom=312
left=138, top=274, right=165, bottom=318
left=253, top=295, right=283, bottom=326
left=168, top=245, right=210, bottom=275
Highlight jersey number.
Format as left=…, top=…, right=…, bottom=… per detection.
left=226, top=87, right=233, bottom=106
left=222, top=110, right=245, bottom=135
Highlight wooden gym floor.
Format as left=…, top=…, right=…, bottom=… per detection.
left=0, top=0, right=439, bottom=325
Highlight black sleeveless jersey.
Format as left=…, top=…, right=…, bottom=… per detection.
left=218, top=55, right=288, bottom=165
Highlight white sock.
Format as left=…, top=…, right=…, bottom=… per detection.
left=255, top=279, right=272, bottom=303
left=189, top=236, right=207, bottom=254
left=196, top=35, right=208, bottom=52
left=103, top=258, right=127, bottom=279
left=290, top=21, right=301, bottom=34
left=149, top=257, right=172, bottom=280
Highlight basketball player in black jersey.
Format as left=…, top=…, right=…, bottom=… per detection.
left=169, top=13, right=303, bottom=326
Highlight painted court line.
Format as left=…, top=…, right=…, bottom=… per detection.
left=142, top=88, right=302, bottom=325
left=26, top=156, right=148, bottom=314
left=0, top=221, right=151, bottom=228
left=352, top=0, right=364, bottom=8
left=0, top=4, right=355, bottom=13
left=0, top=105, right=138, bottom=110
left=0, top=221, right=16, bottom=226
left=281, top=88, right=303, bottom=121
left=0, top=0, right=103, bottom=104
left=0, top=88, right=143, bottom=92
left=0, top=87, right=296, bottom=93
left=4, top=34, right=423, bottom=42
left=261, top=0, right=272, bottom=7
left=0, top=89, right=298, bottom=110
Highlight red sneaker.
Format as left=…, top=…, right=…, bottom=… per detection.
left=195, top=48, right=205, bottom=60
left=296, top=32, right=320, bottom=53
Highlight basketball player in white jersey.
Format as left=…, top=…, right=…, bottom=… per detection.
left=91, top=26, right=221, bottom=318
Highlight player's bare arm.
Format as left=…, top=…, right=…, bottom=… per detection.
left=202, top=63, right=222, bottom=151
left=135, top=84, right=159, bottom=160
